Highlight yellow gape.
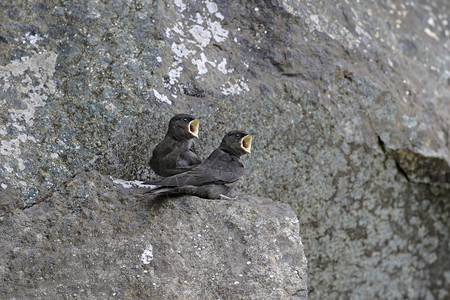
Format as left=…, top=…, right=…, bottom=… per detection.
left=241, top=134, right=252, bottom=153
left=188, top=119, right=200, bottom=138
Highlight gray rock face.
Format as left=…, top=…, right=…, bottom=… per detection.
left=0, top=171, right=307, bottom=299
left=1, top=0, right=449, bottom=299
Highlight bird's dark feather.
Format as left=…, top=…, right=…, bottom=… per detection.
left=149, top=135, right=201, bottom=177
left=145, top=130, right=250, bottom=199
left=146, top=149, right=244, bottom=187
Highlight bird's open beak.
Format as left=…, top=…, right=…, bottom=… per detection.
left=241, top=134, right=253, bottom=153
left=188, top=119, right=200, bottom=138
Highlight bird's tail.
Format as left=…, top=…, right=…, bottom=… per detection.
left=143, top=179, right=164, bottom=186
left=143, top=186, right=174, bottom=195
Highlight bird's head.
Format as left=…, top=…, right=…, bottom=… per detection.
left=220, top=131, right=253, bottom=156
left=168, top=114, right=200, bottom=139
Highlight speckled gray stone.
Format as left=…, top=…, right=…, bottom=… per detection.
left=0, top=0, right=449, bottom=299
left=0, top=171, right=307, bottom=299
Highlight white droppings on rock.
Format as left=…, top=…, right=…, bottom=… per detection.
left=189, top=25, right=212, bottom=47
left=191, top=13, right=204, bottom=24
left=17, top=134, right=35, bottom=143
left=25, top=32, right=44, bottom=45
left=165, top=28, right=173, bottom=38
left=141, top=244, right=154, bottom=264
left=172, top=23, right=185, bottom=36
left=217, top=58, right=234, bottom=74
left=174, top=0, right=186, bottom=12
left=172, top=43, right=195, bottom=59
left=206, top=1, right=218, bottom=14
left=286, top=216, right=299, bottom=225
left=4, top=164, right=14, bottom=173
left=153, top=89, right=172, bottom=105
left=1, top=183, right=7, bottom=189
left=110, top=176, right=155, bottom=189
left=221, top=81, right=250, bottom=95
left=192, top=53, right=216, bottom=75
left=208, top=20, right=229, bottom=42
left=424, top=28, right=439, bottom=41
left=309, top=15, right=320, bottom=27
left=160, top=2, right=250, bottom=97
left=168, top=66, right=183, bottom=85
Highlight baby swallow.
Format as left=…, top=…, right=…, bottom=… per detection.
left=144, top=131, right=253, bottom=199
left=149, top=114, right=202, bottom=177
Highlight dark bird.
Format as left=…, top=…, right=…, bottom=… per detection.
left=144, top=131, right=253, bottom=200
left=149, top=114, right=202, bottom=177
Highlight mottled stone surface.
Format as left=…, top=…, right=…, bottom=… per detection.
left=1, top=0, right=449, bottom=299
left=0, top=171, right=307, bottom=299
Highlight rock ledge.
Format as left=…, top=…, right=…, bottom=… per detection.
left=0, top=171, right=307, bottom=299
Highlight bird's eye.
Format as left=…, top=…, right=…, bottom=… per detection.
left=183, top=118, right=188, bottom=123
left=235, top=133, right=241, bottom=138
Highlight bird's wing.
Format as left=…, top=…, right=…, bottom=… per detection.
left=159, top=151, right=201, bottom=176
left=150, top=137, right=202, bottom=176
left=177, top=150, right=202, bottom=167
left=145, top=149, right=243, bottom=187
